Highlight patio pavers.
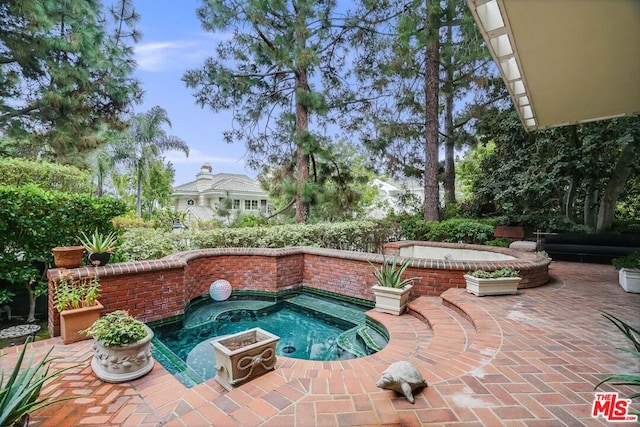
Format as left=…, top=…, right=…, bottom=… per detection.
left=1, top=261, right=639, bottom=426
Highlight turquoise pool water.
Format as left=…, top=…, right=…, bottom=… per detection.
left=151, top=292, right=388, bottom=387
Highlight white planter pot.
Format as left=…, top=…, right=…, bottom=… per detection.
left=372, top=284, right=412, bottom=316
left=211, top=327, right=279, bottom=391
left=619, top=268, right=640, bottom=293
left=464, top=275, right=521, bottom=297
left=91, top=325, right=154, bottom=383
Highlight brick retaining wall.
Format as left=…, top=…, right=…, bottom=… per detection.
left=47, top=244, right=550, bottom=337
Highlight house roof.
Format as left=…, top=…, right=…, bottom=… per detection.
left=173, top=173, right=265, bottom=195
left=185, top=206, right=215, bottom=220
left=467, top=0, right=640, bottom=131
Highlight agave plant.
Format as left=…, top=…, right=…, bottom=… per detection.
left=0, top=338, right=78, bottom=426
left=369, top=255, right=415, bottom=288
left=595, top=312, right=640, bottom=403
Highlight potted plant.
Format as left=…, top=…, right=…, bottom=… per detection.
left=53, top=271, right=103, bottom=344
left=612, top=252, right=640, bottom=293
left=369, top=256, right=415, bottom=316
left=0, top=337, right=79, bottom=427
left=211, top=327, right=279, bottom=391
left=79, top=230, right=118, bottom=266
left=82, top=310, right=154, bottom=383
left=464, top=267, right=521, bottom=297
left=51, top=246, right=85, bottom=269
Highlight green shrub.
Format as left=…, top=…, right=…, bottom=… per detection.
left=0, top=158, right=91, bottom=193
left=468, top=267, right=519, bottom=278
left=117, top=228, right=180, bottom=261
left=484, top=238, right=511, bottom=247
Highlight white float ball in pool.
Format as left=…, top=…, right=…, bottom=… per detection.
left=210, top=279, right=232, bottom=301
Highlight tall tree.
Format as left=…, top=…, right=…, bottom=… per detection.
left=184, top=0, right=358, bottom=223
left=112, top=106, right=189, bottom=218
left=0, top=0, right=142, bottom=162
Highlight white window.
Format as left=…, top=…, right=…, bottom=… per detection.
left=245, top=200, right=258, bottom=210
left=233, top=199, right=240, bottom=209
left=187, top=199, right=195, bottom=206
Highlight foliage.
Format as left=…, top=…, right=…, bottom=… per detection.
left=79, top=230, right=119, bottom=253
left=369, top=256, right=415, bottom=289
left=612, top=252, right=640, bottom=270
left=117, top=228, right=181, bottom=262
left=0, top=0, right=142, bottom=161
left=595, top=312, right=640, bottom=402
left=462, top=107, right=640, bottom=232
left=112, top=212, right=154, bottom=229
left=0, top=158, right=91, bottom=194
left=400, top=217, right=494, bottom=244
left=467, top=268, right=519, bottom=279
left=83, top=310, right=147, bottom=347
left=0, top=289, right=15, bottom=305
left=111, top=106, right=188, bottom=218
left=484, top=238, right=511, bottom=248
left=0, top=184, right=125, bottom=321
left=231, top=214, right=268, bottom=228
left=117, top=221, right=401, bottom=261
left=184, top=0, right=359, bottom=222
left=152, top=208, right=186, bottom=232
left=52, top=272, right=101, bottom=312
left=0, top=338, right=79, bottom=426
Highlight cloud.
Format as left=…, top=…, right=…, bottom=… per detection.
left=135, top=42, right=188, bottom=72
left=134, top=32, right=233, bottom=73
left=164, top=148, right=245, bottom=166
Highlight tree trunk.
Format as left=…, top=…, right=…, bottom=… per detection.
left=564, top=176, right=576, bottom=218
left=136, top=160, right=143, bottom=218
left=423, top=2, right=440, bottom=222
left=25, top=282, right=36, bottom=323
left=583, top=184, right=598, bottom=229
left=294, top=11, right=310, bottom=224
left=596, top=142, right=636, bottom=232
left=443, top=3, right=456, bottom=206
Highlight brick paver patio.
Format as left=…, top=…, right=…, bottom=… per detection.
left=1, top=261, right=639, bottom=426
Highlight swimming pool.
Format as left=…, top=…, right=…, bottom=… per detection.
left=151, top=291, right=388, bottom=386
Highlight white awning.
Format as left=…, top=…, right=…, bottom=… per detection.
left=467, top=0, right=640, bottom=130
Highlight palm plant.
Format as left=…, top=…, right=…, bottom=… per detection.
left=596, top=312, right=640, bottom=403
left=112, top=106, right=189, bottom=217
left=0, top=338, right=79, bottom=426
left=369, top=255, right=415, bottom=288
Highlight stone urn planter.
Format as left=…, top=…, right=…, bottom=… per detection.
left=211, top=327, right=279, bottom=391
left=60, top=301, right=103, bottom=345
left=464, top=268, right=521, bottom=297
left=372, top=284, right=413, bottom=316
left=84, top=311, right=154, bottom=383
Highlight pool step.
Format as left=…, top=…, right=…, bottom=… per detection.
left=286, top=294, right=366, bottom=324
left=335, top=325, right=387, bottom=357
left=335, top=328, right=368, bottom=358
left=356, top=325, right=386, bottom=352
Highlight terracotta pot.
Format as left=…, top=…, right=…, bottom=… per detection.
left=52, top=246, right=85, bottom=269
left=60, top=301, right=103, bottom=344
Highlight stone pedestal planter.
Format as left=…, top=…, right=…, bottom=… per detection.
left=91, top=324, right=154, bottom=383
left=619, top=268, right=640, bottom=293
left=372, top=285, right=412, bottom=316
left=211, top=327, right=279, bottom=391
left=60, top=301, right=103, bottom=344
left=464, top=275, right=521, bottom=297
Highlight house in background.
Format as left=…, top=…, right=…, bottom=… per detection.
left=170, top=163, right=270, bottom=223
left=368, top=178, right=425, bottom=219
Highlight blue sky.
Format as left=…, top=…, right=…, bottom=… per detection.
left=131, top=0, right=247, bottom=186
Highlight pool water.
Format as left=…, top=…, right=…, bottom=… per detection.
left=151, top=292, right=388, bottom=386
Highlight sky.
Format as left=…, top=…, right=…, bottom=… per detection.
left=131, top=0, right=248, bottom=186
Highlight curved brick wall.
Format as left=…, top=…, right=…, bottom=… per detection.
left=47, top=244, right=550, bottom=337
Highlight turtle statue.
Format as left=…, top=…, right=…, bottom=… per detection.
left=376, top=361, right=428, bottom=404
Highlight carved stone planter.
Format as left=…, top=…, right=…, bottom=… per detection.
left=464, top=275, right=521, bottom=297
left=372, top=284, right=412, bottom=316
left=91, top=325, right=154, bottom=383
left=60, top=301, right=103, bottom=345
left=211, top=327, right=279, bottom=391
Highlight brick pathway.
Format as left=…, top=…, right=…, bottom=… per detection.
left=1, top=261, right=639, bottom=426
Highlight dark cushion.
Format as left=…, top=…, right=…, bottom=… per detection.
left=544, top=233, right=640, bottom=247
